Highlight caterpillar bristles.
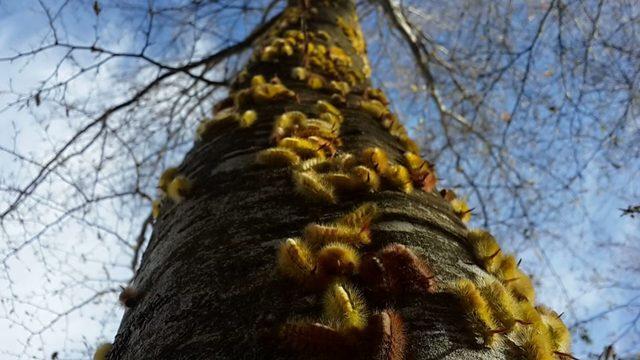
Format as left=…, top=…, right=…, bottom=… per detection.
left=157, top=167, right=179, bottom=194
left=351, top=165, right=381, bottom=192
left=449, top=278, right=502, bottom=347
left=477, top=278, right=524, bottom=331
left=316, top=100, right=342, bottom=120
left=323, top=282, right=368, bottom=333
left=195, top=108, right=238, bottom=141
left=256, top=148, right=301, bottom=167
left=403, top=151, right=437, bottom=192
left=93, top=343, right=113, bottom=360
left=361, top=147, right=389, bottom=174
left=334, top=153, right=358, bottom=171
left=277, top=238, right=315, bottom=284
left=292, top=170, right=337, bottom=204
left=271, top=111, right=307, bottom=143
left=297, top=158, right=332, bottom=172
left=364, top=88, right=389, bottom=105
left=167, top=175, right=192, bottom=203
left=496, top=255, right=535, bottom=303
left=373, top=243, right=436, bottom=295
left=278, top=137, right=325, bottom=159
left=250, top=82, right=296, bottom=104
left=118, top=286, right=141, bottom=308
left=323, top=172, right=361, bottom=193
left=359, top=99, right=388, bottom=119
left=151, top=199, right=161, bottom=219
left=337, top=203, right=379, bottom=231
left=382, top=164, right=413, bottom=194
left=319, top=112, right=342, bottom=127
left=329, top=80, right=350, bottom=96
left=239, top=110, right=258, bottom=128
left=291, top=66, right=308, bottom=81
left=510, top=325, right=554, bottom=360
left=537, top=306, right=571, bottom=355
left=451, top=198, right=473, bottom=223
left=317, top=243, right=360, bottom=278
left=467, top=229, right=503, bottom=273
left=279, top=320, right=354, bottom=355
left=364, top=310, right=406, bottom=360
left=304, top=223, right=371, bottom=247
left=307, top=73, right=326, bottom=90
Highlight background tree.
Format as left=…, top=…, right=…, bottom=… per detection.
left=0, top=0, right=638, bottom=358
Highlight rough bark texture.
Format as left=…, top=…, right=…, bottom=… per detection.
left=107, top=1, right=560, bottom=359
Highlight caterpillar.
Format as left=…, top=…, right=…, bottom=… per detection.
left=292, top=170, right=337, bottom=204
left=361, top=147, right=389, bottom=174
left=167, top=175, right=192, bottom=203
left=323, top=282, right=368, bottom=333
left=118, top=286, right=141, bottom=308
left=256, top=148, right=301, bottom=167
left=157, top=167, right=179, bottom=194
left=359, top=243, right=436, bottom=296
left=382, top=164, right=413, bottom=194
left=467, top=229, right=503, bottom=273
left=365, top=310, right=406, bottom=360
left=449, top=278, right=503, bottom=347
left=304, top=223, right=371, bottom=248
left=317, top=242, right=361, bottom=278
left=93, top=343, right=113, bottom=360
left=277, top=238, right=315, bottom=284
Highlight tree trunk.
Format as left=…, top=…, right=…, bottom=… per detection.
left=108, top=1, right=567, bottom=359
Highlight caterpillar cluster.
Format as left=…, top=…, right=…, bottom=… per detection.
left=445, top=229, right=575, bottom=359
left=276, top=203, right=437, bottom=359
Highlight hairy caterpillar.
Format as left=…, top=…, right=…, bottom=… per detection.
left=157, top=167, right=179, bottom=194
left=323, top=172, right=361, bottom=193
left=451, top=198, right=472, bottom=223
left=351, top=165, right=382, bottom=192
left=361, top=147, right=389, bottom=174
left=510, top=326, right=554, bottom=360
left=323, top=282, right=368, bottom=333
left=292, top=170, right=337, bottom=204
left=93, top=343, right=113, bottom=360
left=271, top=111, right=307, bottom=143
left=118, top=286, right=141, bottom=308
left=329, top=80, right=350, bottom=96
left=403, top=151, right=437, bottom=192
left=307, top=73, right=326, bottom=90
left=304, top=223, right=371, bottom=247
left=382, top=164, right=414, bottom=194
left=364, top=88, right=389, bottom=105
left=317, top=242, right=360, bottom=278
left=291, top=66, right=308, bottom=81
left=278, top=137, right=326, bottom=159
left=256, top=148, right=301, bottom=167
left=467, top=229, right=503, bottom=273
left=167, top=175, right=192, bottom=203
left=195, top=108, right=238, bottom=141
left=277, top=238, right=315, bottom=284
left=315, top=100, right=342, bottom=119
left=495, top=255, right=535, bottom=303
left=449, top=278, right=502, bottom=347
left=537, top=306, right=572, bottom=356
left=239, top=110, right=258, bottom=128
left=359, top=99, right=388, bottom=120
left=477, top=278, right=530, bottom=331
left=359, top=243, right=436, bottom=296
left=365, top=310, right=406, bottom=360
left=337, top=203, right=379, bottom=230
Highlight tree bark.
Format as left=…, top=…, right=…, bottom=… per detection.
left=107, top=1, right=560, bottom=359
